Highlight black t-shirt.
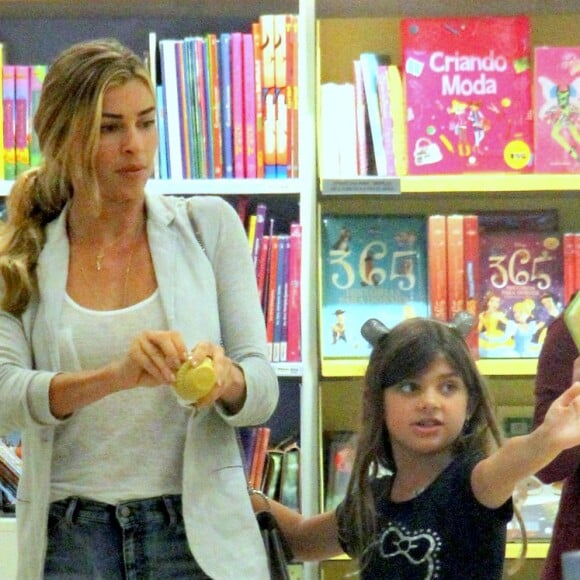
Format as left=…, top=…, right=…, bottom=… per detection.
left=336, top=452, right=513, bottom=579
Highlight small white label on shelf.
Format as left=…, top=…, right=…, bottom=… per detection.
left=321, top=178, right=401, bottom=195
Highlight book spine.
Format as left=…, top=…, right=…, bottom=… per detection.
left=252, top=22, right=265, bottom=178
left=207, top=33, right=223, bottom=179
left=256, top=235, right=271, bottom=310
left=274, top=14, right=289, bottom=178
left=15, top=65, right=30, bottom=176
left=273, top=235, right=289, bottom=362
left=359, top=52, right=387, bottom=176
left=155, top=85, right=169, bottom=179
left=286, top=14, right=299, bottom=178
left=286, top=223, right=302, bottom=362
left=242, top=32, right=257, bottom=179
left=259, top=14, right=277, bottom=178
left=159, top=40, right=184, bottom=179
left=428, top=215, right=448, bottom=321
left=386, top=64, right=408, bottom=176
left=446, top=214, right=465, bottom=321
left=376, top=64, right=396, bottom=176
left=252, top=202, right=267, bottom=267
left=0, top=44, right=4, bottom=179
left=29, top=64, right=47, bottom=169
left=2, top=65, right=16, bottom=181
left=174, top=41, right=192, bottom=179
left=463, top=214, right=480, bottom=358
left=230, top=32, right=245, bottom=178
left=194, top=38, right=210, bottom=178
left=182, top=38, right=198, bottom=177
left=353, top=60, right=368, bottom=176
left=219, top=32, right=234, bottom=178
left=265, top=235, right=280, bottom=361
left=563, top=232, right=576, bottom=305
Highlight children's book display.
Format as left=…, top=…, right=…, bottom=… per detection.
left=401, top=15, right=533, bottom=175
left=320, top=214, right=428, bottom=360
left=534, top=46, right=580, bottom=173
left=478, top=231, right=564, bottom=358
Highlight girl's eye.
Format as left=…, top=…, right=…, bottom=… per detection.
left=397, top=381, right=417, bottom=394
left=441, top=380, right=463, bottom=395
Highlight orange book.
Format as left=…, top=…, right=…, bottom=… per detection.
left=206, top=33, right=223, bottom=178
left=250, top=427, right=271, bottom=490
left=446, top=215, right=465, bottom=321
left=274, top=14, right=288, bottom=177
left=285, top=14, right=299, bottom=177
left=463, top=215, right=480, bottom=358
left=259, top=14, right=277, bottom=178
left=252, top=22, right=265, bottom=178
left=563, top=233, right=576, bottom=306
left=428, top=215, right=448, bottom=321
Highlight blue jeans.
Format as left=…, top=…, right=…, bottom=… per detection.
left=44, top=495, right=211, bottom=579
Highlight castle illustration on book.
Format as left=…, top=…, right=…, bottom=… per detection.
left=401, top=16, right=533, bottom=175
left=320, top=214, right=428, bottom=359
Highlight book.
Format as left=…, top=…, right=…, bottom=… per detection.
left=249, top=426, right=271, bottom=490
left=563, top=232, right=576, bottom=305
left=463, top=214, right=480, bottom=358
left=273, top=235, right=289, bottom=362
left=533, top=46, right=580, bottom=173
left=219, top=32, right=234, bottom=178
left=255, top=234, right=271, bottom=309
left=427, top=215, right=448, bottom=322
left=206, top=33, right=223, bottom=178
left=15, top=65, right=30, bottom=176
left=263, top=449, right=284, bottom=500
left=324, top=431, right=357, bottom=511
left=320, top=214, right=429, bottom=360
left=359, top=52, right=389, bottom=176
left=158, top=39, right=184, bottom=179
left=376, top=64, right=396, bottom=175
left=0, top=44, right=4, bottom=179
left=260, top=14, right=277, bottom=178
left=402, top=16, right=533, bottom=174
left=252, top=22, right=265, bottom=178
left=285, top=14, right=299, bottom=178
left=252, top=203, right=268, bottom=267
left=279, top=443, right=300, bottom=510
left=446, top=214, right=465, bottom=320
left=243, top=32, right=257, bottom=178
left=265, top=234, right=280, bottom=360
left=353, top=60, right=369, bottom=176
left=286, top=223, right=302, bottom=362
left=564, top=290, right=580, bottom=350
left=29, top=64, right=48, bottom=169
left=386, top=64, right=408, bottom=176
left=2, top=65, right=16, bottom=180
left=230, top=32, right=245, bottom=178
left=478, top=231, right=564, bottom=358
left=274, top=13, right=289, bottom=178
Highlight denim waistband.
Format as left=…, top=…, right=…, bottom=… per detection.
left=50, top=494, right=183, bottom=527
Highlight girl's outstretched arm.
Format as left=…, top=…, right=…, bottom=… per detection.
left=250, top=494, right=344, bottom=561
left=471, top=382, right=580, bottom=509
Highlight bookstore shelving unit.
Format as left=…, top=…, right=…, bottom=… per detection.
left=316, top=1, right=579, bottom=580
left=0, top=1, right=319, bottom=578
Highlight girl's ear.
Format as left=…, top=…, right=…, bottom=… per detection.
left=361, top=318, right=389, bottom=346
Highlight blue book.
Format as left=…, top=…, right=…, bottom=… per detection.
left=219, top=32, right=234, bottom=178
left=155, top=85, right=169, bottom=180
left=320, top=214, right=429, bottom=360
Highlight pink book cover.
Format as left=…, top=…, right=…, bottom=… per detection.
left=286, top=222, right=302, bottom=362
left=534, top=46, right=580, bottom=173
left=478, top=231, right=564, bottom=358
left=230, top=32, right=245, bottom=178
left=402, top=16, right=533, bottom=175
left=2, top=65, right=16, bottom=180
left=353, top=60, right=369, bottom=176
left=15, top=65, right=30, bottom=175
left=376, top=64, right=396, bottom=175
left=242, top=33, right=257, bottom=178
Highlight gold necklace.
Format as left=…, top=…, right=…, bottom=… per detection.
left=94, top=219, right=144, bottom=272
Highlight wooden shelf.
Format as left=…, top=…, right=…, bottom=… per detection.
left=322, top=357, right=538, bottom=378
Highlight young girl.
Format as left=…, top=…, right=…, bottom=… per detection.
left=259, top=317, right=580, bottom=579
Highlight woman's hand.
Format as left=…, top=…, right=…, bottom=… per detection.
left=114, top=330, right=189, bottom=390
left=188, top=341, right=247, bottom=413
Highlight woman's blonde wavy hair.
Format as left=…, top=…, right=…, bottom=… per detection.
left=0, top=38, right=153, bottom=315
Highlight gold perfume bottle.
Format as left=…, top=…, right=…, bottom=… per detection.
left=173, top=357, right=216, bottom=402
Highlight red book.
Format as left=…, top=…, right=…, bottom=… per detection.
left=563, top=232, right=576, bottom=306
left=256, top=235, right=271, bottom=310
left=285, top=14, right=299, bottom=177
left=250, top=427, right=271, bottom=490
left=478, top=231, right=564, bottom=358
left=428, top=215, right=448, bottom=321
left=242, top=32, right=257, bottom=178
left=265, top=235, right=280, bottom=360
left=446, top=215, right=465, bottom=321
left=3, top=65, right=16, bottom=180
left=463, top=215, right=480, bottom=358
left=286, top=223, right=302, bottom=362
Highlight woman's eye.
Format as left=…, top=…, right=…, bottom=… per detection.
left=100, top=124, right=119, bottom=134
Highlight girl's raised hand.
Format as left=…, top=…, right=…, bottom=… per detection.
left=539, top=382, right=580, bottom=451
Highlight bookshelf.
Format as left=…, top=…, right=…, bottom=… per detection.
left=316, top=2, right=578, bottom=580
left=0, top=1, right=319, bottom=579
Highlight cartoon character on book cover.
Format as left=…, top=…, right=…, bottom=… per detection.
left=478, top=232, right=564, bottom=358
left=320, top=215, right=428, bottom=359
left=402, top=16, right=534, bottom=175
left=534, top=46, right=580, bottom=173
